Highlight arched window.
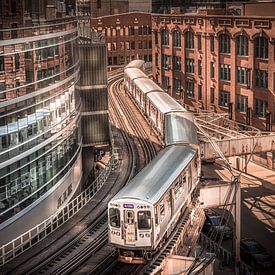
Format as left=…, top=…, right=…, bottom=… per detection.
left=161, top=29, right=169, bottom=46
left=219, top=33, right=231, bottom=54
left=254, top=36, right=268, bottom=59
left=172, top=29, right=181, bottom=47
left=185, top=30, right=194, bottom=49
left=236, top=35, right=248, bottom=56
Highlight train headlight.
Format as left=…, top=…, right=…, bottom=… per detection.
left=145, top=233, right=150, bottom=238
left=139, top=234, right=144, bottom=238
left=115, top=231, right=120, bottom=236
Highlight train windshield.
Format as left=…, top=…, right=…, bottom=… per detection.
left=109, top=208, right=120, bottom=228
left=138, top=211, right=151, bottom=230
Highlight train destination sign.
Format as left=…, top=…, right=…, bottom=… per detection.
left=123, top=204, right=134, bottom=209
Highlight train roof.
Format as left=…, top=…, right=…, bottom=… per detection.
left=165, top=112, right=199, bottom=146
left=124, top=68, right=148, bottom=80
left=147, top=92, right=184, bottom=114
left=125, top=59, right=145, bottom=69
left=111, top=145, right=196, bottom=205
left=133, top=78, right=163, bottom=94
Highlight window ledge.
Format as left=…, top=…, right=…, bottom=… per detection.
left=220, top=79, right=231, bottom=83
left=237, top=55, right=248, bottom=58
left=237, top=83, right=249, bottom=88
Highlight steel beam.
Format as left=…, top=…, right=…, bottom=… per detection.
left=200, top=134, right=275, bottom=160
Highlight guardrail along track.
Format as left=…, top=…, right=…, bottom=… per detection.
left=20, top=71, right=158, bottom=275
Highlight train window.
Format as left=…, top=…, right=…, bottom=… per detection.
left=194, top=155, right=198, bottom=168
left=180, top=173, right=186, bottom=193
left=109, top=208, right=120, bottom=228
left=154, top=207, right=159, bottom=225
left=126, top=210, right=134, bottom=224
left=166, top=193, right=171, bottom=209
left=160, top=199, right=165, bottom=221
left=174, top=176, right=183, bottom=199
left=188, top=166, right=192, bottom=192
left=138, top=211, right=151, bottom=229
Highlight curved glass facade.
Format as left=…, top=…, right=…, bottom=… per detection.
left=0, top=17, right=81, bottom=225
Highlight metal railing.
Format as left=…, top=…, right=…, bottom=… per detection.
left=199, top=234, right=255, bottom=275
left=0, top=138, right=118, bottom=267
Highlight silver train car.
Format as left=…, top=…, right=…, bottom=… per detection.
left=108, top=62, right=200, bottom=264
left=125, top=59, right=145, bottom=71
left=124, top=68, right=148, bottom=96
left=109, top=145, right=200, bottom=263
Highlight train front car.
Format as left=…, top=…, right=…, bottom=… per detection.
left=108, top=198, right=154, bottom=264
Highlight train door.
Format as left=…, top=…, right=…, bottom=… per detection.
left=124, top=210, right=136, bottom=244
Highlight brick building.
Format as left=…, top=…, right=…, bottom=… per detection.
left=91, top=12, right=152, bottom=67
left=151, top=7, right=275, bottom=132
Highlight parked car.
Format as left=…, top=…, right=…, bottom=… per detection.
left=240, top=239, right=274, bottom=269
left=202, top=213, right=233, bottom=239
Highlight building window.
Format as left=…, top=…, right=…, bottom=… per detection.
left=0, top=56, right=4, bottom=71
left=185, top=30, right=194, bottom=49
left=142, top=26, right=149, bottom=35
left=173, top=78, right=182, bottom=95
left=210, top=62, right=215, bottom=78
left=219, top=91, right=230, bottom=107
left=210, top=35, right=214, bottom=52
left=198, top=35, right=202, bottom=50
left=254, top=98, right=268, bottom=117
left=186, top=81, right=194, bottom=98
left=0, top=82, right=5, bottom=100
left=162, top=54, right=170, bottom=69
left=236, top=35, right=248, bottom=56
left=138, top=41, right=142, bottom=49
left=236, top=95, right=248, bottom=112
left=172, top=56, right=181, bottom=71
left=162, top=76, right=169, bottom=92
left=198, top=84, right=202, bottom=100
left=172, top=29, right=181, bottom=47
left=210, top=87, right=215, bottom=104
left=236, top=67, right=249, bottom=86
left=0, top=25, right=3, bottom=40
left=254, top=69, right=268, bottom=89
left=138, top=27, right=142, bottom=35
left=130, top=41, right=135, bottom=49
left=15, top=54, right=20, bottom=70
left=186, top=58, right=194, bottom=74
left=154, top=31, right=158, bottom=45
left=220, top=64, right=231, bottom=81
left=219, top=33, right=230, bottom=54
left=11, top=23, right=17, bottom=39
left=255, top=37, right=268, bottom=59
left=155, top=53, right=159, bottom=67
left=161, top=29, right=169, bottom=46
left=97, top=0, right=101, bottom=8
left=130, top=27, right=135, bottom=36
left=198, top=60, right=202, bottom=76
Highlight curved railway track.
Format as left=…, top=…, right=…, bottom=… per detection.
left=109, top=75, right=158, bottom=168
left=6, top=70, right=158, bottom=275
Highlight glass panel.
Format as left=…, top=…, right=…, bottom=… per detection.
left=138, top=211, right=151, bottom=230
left=109, top=208, right=120, bottom=228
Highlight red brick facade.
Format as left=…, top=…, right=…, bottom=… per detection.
left=91, top=12, right=152, bottom=67
left=152, top=13, right=275, bottom=132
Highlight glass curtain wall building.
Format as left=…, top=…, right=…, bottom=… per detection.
left=0, top=0, right=82, bottom=245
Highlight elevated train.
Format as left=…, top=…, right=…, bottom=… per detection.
left=108, top=60, right=200, bottom=263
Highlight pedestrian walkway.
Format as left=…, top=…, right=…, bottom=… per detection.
left=228, top=157, right=275, bottom=192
